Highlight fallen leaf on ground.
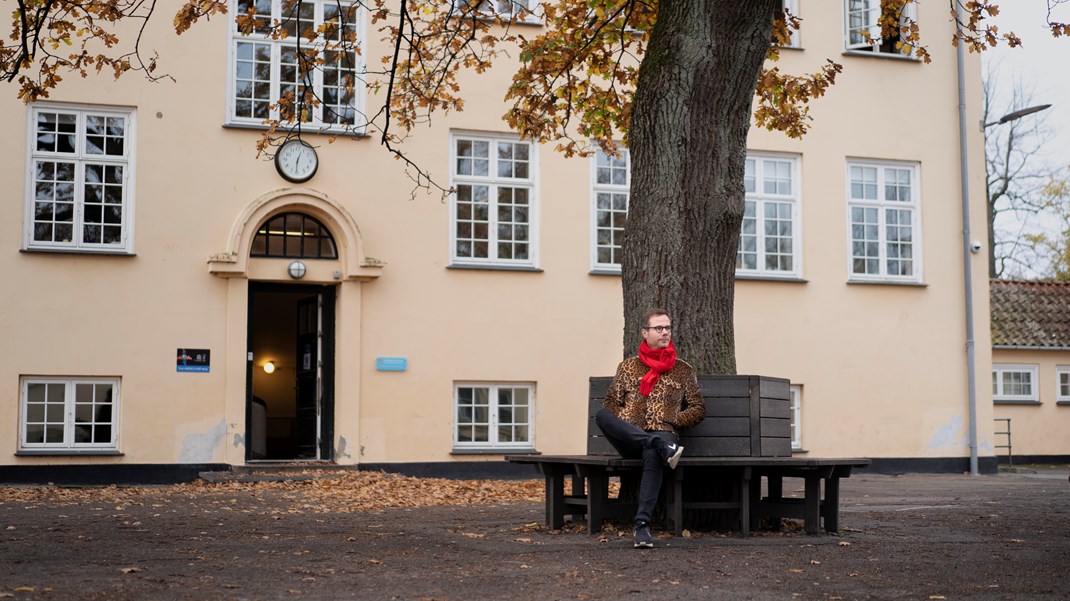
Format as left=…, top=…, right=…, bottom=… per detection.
left=120, top=568, right=142, bottom=574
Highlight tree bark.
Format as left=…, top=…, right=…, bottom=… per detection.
left=623, top=0, right=779, bottom=374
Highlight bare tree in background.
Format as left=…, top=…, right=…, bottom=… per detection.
left=983, top=61, right=1062, bottom=279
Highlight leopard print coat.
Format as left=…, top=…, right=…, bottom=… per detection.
left=602, top=356, right=706, bottom=436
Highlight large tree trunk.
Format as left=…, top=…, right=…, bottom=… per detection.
left=623, top=0, right=779, bottom=374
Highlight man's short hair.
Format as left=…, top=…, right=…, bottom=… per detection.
left=641, top=308, right=669, bottom=327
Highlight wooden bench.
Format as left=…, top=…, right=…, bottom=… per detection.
left=507, top=376, right=870, bottom=536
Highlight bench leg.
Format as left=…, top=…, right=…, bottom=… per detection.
left=823, top=476, right=841, bottom=533
left=738, top=466, right=751, bottom=536
left=587, top=472, right=610, bottom=535
left=668, top=467, right=684, bottom=536
left=803, top=474, right=821, bottom=535
left=545, top=472, right=566, bottom=530
left=766, top=474, right=784, bottom=531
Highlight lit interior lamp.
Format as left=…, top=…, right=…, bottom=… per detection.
left=263, top=361, right=276, bottom=374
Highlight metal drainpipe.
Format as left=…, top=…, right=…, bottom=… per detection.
left=954, top=3, right=980, bottom=476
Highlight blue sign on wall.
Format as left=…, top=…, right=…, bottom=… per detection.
left=376, top=357, right=407, bottom=372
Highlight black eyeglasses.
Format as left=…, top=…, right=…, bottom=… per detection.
left=642, top=325, right=672, bottom=333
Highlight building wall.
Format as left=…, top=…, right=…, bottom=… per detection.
left=991, top=349, right=1070, bottom=458
left=0, top=2, right=995, bottom=469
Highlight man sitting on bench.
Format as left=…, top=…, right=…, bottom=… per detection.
left=596, top=308, right=706, bottom=548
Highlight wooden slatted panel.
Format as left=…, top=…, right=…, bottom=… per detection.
left=587, top=374, right=792, bottom=457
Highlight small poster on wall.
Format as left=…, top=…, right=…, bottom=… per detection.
left=177, top=348, right=211, bottom=373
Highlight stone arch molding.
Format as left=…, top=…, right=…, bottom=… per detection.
left=208, top=188, right=383, bottom=280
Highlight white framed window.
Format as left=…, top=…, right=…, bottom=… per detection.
left=781, top=0, right=801, bottom=48
left=228, top=0, right=366, bottom=131
left=844, top=0, right=916, bottom=56
left=450, top=133, right=537, bottom=267
left=1057, top=366, right=1070, bottom=403
left=591, top=148, right=629, bottom=272
left=456, top=0, right=542, bottom=24
left=790, top=384, right=802, bottom=451
left=19, top=377, right=119, bottom=451
left=738, top=153, right=802, bottom=278
left=992, top=364, right=1039, bottom=404
left=24, top=104, right=135, bottom=253
left=454, top=382, right=534, bottom=450
left=847, top=160, right=921, bottom=282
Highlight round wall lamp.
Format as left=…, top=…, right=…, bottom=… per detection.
left=287, top=260, right=307, bottom=279
left=263, top=361, right=276, bottom=374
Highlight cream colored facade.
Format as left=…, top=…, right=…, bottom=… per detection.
left=991, top=350, right=1070, bottom=459
left=1, top=2, right=1007, bottom=476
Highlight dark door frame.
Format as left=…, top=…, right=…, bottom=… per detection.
left=246, top=281, right=337, bottom=462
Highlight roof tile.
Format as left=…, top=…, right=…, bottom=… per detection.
left=990, top=280, right=1070, bottom=348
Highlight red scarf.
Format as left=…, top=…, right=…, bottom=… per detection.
left=638, top=340, right=677, bottom=396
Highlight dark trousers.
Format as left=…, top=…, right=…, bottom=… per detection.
left=594, top=408, right=678, bottom=525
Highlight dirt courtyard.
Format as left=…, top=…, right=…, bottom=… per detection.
left=1, top=466, right=1068, bottom=600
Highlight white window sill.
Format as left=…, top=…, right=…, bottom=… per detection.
left=447, top=263, right=542, bottom=273
left=21, top=247, right=135, bottom=256
left=847, top=279, right=927, bottom=287
left=589, top=267, right=622, bottom=276
left=16, top=450, right=123, bottom=456
left=841, top=50, right=921, bottom=62
left=222, top=122, right=369, bottom=138
left=451, top=448, right=536, bottom=455
left=736, top=274, right=808, bottom=283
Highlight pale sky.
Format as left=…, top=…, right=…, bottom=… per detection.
left=986, top=0, right=1070, bottom=170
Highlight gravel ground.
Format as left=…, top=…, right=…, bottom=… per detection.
left=1, top=465, right=1067, bottom=600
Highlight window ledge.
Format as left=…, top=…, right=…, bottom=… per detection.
left=841, top=50, right=921, bottom=62
left=21, top=247, right=135, bottom=257
left=16, top=450, right=123, bottom=456
left=222, top=122, right=369, bottom=138
left=993, top=400, right=1041, bottom=406
left=847, top=279, right=928, bottom=287
left=791, top=448, right=808, bottom=454
left=589, top=268, right=622, bottom=277
left=451, top=448, right=537, bottom=455
left=736, top=274, right=808, bottom=283
left=1056, top=401, right=1070, bottom=406
left=447, top=264, right=543, bottom=273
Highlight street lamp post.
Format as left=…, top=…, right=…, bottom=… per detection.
left=956, top=22, right=1052, bottom=475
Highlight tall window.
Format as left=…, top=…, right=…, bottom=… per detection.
left=457, top=0, right=542, bottom=24
left=454, top=383, right=534, bottom=450
left=25, top=104, right=135, bottom=253
left=20, top=377, right=119, bottom=452
left=450, top=134, right=537, bottom=267
left=591, top=148, right=629, bottom=271
left=229, top=0, right=364, bottom=130
left=844, top=0, right=916, bottom=56
left=738, top=154, right=801, bottom=278
left=1057, top=366, right=1070, bottom=404
left=992, top=364, right=1039, bottom=404
left=847, top=160, right=920, bottom=282
left=790, top=385, right=802, bottom=451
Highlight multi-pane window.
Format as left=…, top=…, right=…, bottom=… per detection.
left=251, top=212, right=338, bottom=258
left=591, top=148, right=629, bottom=271
left=781, top=0, right=801, bottom=48
left=457, top=0, right=542, bottom=24
left=230, top=0, right=364, bottom=130
left=25, top=105, right=134, bottom=253
left=450, top=134, right=537, bottom=267
left=789, top=385, right=802, bottom=451
left=992, top=365, right=1039, bottom=403
left=454, top=383, right=534, bottom=450
left=20, top=377, right=119, bottom=451
left=847, top=161, right=920, bottom=282
left=1057, top=366, right=1070, bottom=403
left=737, top=154, right=801, bottom=278
left=844, top=0, right=916, bottom=56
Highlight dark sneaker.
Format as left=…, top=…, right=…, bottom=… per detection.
left=633, top=522, right=654, bottom=549
left=665, top=442, right=684, bottom=469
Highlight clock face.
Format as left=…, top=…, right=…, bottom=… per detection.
left=275, top=139, right=318, bottom=183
